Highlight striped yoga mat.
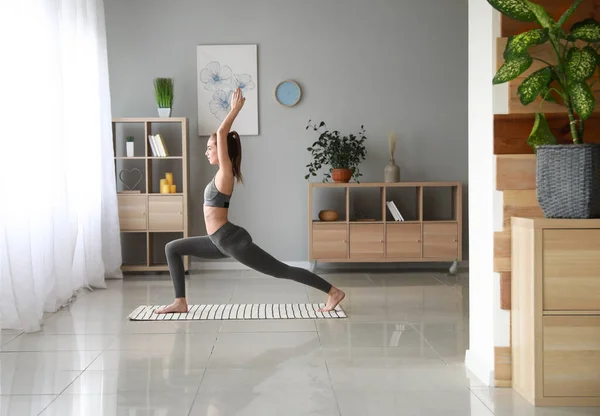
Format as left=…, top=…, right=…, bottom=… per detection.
left=128, top=303, right=346, bottom=321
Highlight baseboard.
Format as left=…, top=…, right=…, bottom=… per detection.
left=465, top=349, right=494, bottom=387
left=192, top=259, right=468, bottom=272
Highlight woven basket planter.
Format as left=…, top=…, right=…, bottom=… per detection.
left=536, top=144, right=600, bottom=219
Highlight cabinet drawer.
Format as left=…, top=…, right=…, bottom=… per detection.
left=350, top=224, right=384, bottom=259
left=386, top=223, right=421, bottom=258
left=312, top=223, right=347, bottom=260
left=117, top=195, right=147, bottom=231
left=543, top=229, right=600, bottom=311
left=543, top=316, right=600, bottom=397
left=148, top=195, right=183, bottom=231
left=423, top=223, right=457, bottom=259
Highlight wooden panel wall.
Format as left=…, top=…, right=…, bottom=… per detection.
left=500, top=0, right=600, bottom=37
left=492, top=3, right=600, bottom=386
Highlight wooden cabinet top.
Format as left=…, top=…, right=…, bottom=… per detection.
left=512, top=217, right=600, bottom=229
left=308, top=181, right=461, bottom=188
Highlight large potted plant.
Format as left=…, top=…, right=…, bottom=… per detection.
left=305, top=120, right=367, bottom=183
left=489, top=0, right=600, bottom=219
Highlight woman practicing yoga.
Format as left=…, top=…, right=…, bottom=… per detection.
left=157, top=88, right=345, bottom=314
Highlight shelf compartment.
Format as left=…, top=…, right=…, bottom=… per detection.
left=349, top=186, right=384, bottom=222
left=349, top=223, right=384, bottom=259
left=120, top=232, right=147, bottom=267
left=148, top=158, right=183, bottom=194
left=422, top=185, right=459, bottom=222
left=115, top=159, right=147, bottom=194
left=148, top=195, right=184, bottom=231
left=311, top=223, right=347, bottom=260
left=385, top=186, right=420, bottom=222
left=147, top=121, right=185, bottom=158
left=386, top=223, right=422, bottom=258
left=112, top=122, right=145, bottom=158
left=149, top=232, right=186, bottom=267
left=310, top=186, right=348, bottom=222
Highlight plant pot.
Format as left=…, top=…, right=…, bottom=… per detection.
left=332, top=168, right=352, bottom=183
left=126, top=142, right=134, bottom=158
left=536, top=144, right=600, bottom=219
left=158, top=108, right=171, bottom=118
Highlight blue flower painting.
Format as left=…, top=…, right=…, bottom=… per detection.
left=197, top=45, right=259, bottom=135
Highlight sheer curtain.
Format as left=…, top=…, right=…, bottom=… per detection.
left=0, top=0, right=122, bottom=332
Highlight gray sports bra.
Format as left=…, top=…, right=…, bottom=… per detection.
left=204, top=177, right=232, bottom=208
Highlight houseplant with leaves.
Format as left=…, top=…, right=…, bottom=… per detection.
left=305, top=120, right=367, bottom=183
left=153, top=77, right=174, bottom=118
left=489, top=0, right=600, bottom=219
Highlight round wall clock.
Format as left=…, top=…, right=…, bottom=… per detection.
left=274, top=80, right=301, bottom=107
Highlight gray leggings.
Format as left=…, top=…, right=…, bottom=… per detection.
left=165, top=222, right=333, bottom=298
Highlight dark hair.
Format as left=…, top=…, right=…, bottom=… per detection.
left=209, top=131, right=243, bottom=183
left=227, top=131, right=243, bottom=183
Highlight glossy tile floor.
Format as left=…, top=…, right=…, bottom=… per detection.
left=1, top=269, right=598, bottom=415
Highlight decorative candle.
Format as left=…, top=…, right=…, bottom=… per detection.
left=161, top=184, right=171, bottom=194
left=160, top=179, right=167, bottom=193
left=165, top=172, right=173, bottom=185
left=170, top=184, right=176, bottom=193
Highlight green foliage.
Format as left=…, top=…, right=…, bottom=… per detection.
left=126, top=136, right=135, bottom=142
left=488, top=0, right=600, bottom=146
left=493, top=55, right=533, bottom=84
left=518, top=67, right=552, bottom=105
left=486, top=0, right=535, bottom=22
left=570, top=18, right=600, bottom=42
left=527, top=113, right=557, bottom=151
left=504, top=29, right=549, bottom=59
left=153, top=78, right=174, bottom=108
left=305, top=120, right=367, bottom=183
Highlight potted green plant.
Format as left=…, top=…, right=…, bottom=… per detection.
left=305, top=120, right=367, bottom=183
left=126, top=136, right=135, bottom=157
left=489, top=0, right=600, bottom=219
left=153, top=77, right=173, bottom=118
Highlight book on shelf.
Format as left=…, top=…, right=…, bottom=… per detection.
left=148, top=134, right=169, bottom=157
left=386, top=200, right=405, bottom=221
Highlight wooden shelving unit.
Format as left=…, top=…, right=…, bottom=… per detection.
left=112, top=117, right=189, bottom=272
left=308, top=181, right=462, bottom=263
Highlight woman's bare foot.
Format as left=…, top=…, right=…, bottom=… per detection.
left=319, top=287, right=345, bottom=312
left=155, top=298, right=189, bottom=314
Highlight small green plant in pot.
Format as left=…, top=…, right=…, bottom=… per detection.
left=305, top=120, right=367, bottom=183
left=489, top=0, right=600, bottom=219
left=153, top=77, right=174, bottom=118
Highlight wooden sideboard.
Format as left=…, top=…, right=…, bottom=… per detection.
left=511, top=217, right=600, bottom=407
left=307, top=181, right=462, bottom=264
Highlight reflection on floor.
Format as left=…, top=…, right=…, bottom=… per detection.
left=1, top=269, right=597, bottom=415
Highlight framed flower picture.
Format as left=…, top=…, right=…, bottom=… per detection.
left=196, top=44, right=259, bottom=136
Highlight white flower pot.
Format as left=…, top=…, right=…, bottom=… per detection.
left=158, top=108, right=171, bottom=118
left=126, top=142, right=134, bottom=157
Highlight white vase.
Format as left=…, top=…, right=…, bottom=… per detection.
left=158, top=108, right=171, bottom=118
left=126, top=142, right=134, bottom=157
left=384, top=158, right=400, bottom=182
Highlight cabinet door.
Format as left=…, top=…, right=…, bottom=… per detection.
left=148, top=195, right=183, bottom=231
left=386, top=223, right=421, bottom=258
left=117, top=195, right=147, bottom=231
left=350, top=224, right=384, bottom=259
left=543, top=316, right=600, bottom=397
left=423, top=223, right=457, bottom=259
left=543, top=229, right=600, bottom=311
left=312, top=224, right=347, bottom=260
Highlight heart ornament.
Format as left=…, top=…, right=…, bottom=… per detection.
left=119, top=168, right=143, bottom=191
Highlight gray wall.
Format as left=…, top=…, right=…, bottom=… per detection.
left=104, top=0, right=469, bottom=263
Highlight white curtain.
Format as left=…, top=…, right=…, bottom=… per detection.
left=0, top=0, right=122, bottom=332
